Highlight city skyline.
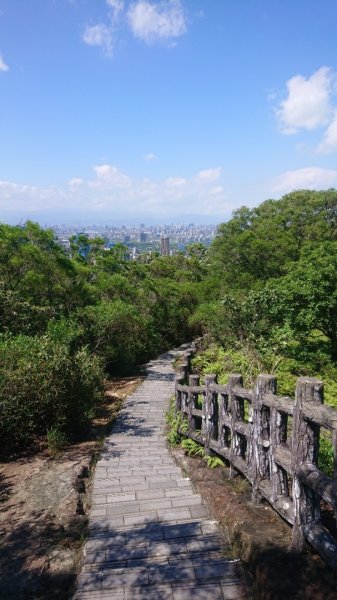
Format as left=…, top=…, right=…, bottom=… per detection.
left=2, top=1, right=337, bottom=224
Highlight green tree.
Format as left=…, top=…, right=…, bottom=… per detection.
left=210, top=189, right=337, bottom=292
left=262, top=241, right=337, bottom=360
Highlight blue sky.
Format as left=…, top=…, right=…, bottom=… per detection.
left=1, top=0, right=337, bottom=225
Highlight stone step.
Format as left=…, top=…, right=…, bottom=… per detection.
left=77, top=558, right=242, bottom=593
left=84, top=534, right=225, bottom=565
left=88, top=505, right=211, bottom=531
left=86, top=519, right=223, bottom=545
left=83, top=550, right=226, bottom=572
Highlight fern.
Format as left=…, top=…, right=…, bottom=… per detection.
left=181, top=438, right=205, bottom=457
left=204, top=455, right=224, bottom=469
left=166, top=401, right=188, bottom=445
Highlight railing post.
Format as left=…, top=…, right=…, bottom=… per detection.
left=333, top=429, right=337, bottom=534
left=188, top=374, right=199, bottom=436
left=175, top=374, right=184, bottom=414
left=228, top=374, right=244, bottom=475
left=180, top=361, right=189, bottom=383
left=203, top=374, right=217, bottom=454
left=184, top=351, right=193, bottom=374
left=291, top=377, right=323, bottom=552
left=269, top=379, right=289, bottom=503
left=251, top=375, right=276, bottom=504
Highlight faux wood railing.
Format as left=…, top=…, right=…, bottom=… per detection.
left=175, top=349, right=337, bottom=572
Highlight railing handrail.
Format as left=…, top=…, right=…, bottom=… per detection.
left=175, top=348, right=337, bottom=573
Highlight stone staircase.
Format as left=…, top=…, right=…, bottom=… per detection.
left=74, top=350, right=249, bottom=599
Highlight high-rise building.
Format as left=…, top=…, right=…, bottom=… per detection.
left=160, top=236, right=170, bottom=256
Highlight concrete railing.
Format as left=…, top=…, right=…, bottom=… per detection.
left=175, top=349, right=337, bottom=572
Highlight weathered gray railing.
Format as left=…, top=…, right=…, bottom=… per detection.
left=175, top=350, right=337, bottom=572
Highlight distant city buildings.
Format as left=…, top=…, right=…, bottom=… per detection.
left=53, top=222, right=218, bottom=259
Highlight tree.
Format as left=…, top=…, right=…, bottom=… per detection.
left=209, top=189, right=337, bottom=292
left=263, top=241, right=337, bottom=360
left=0, top=222, right=88, bottom=332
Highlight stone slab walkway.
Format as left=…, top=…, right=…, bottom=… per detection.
left=74, top=349, right=248, bottom=599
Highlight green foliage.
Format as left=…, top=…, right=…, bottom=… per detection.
left=47, top=426, right=67, bottom=456
left=192, top=343, right=263, bottom=387
left=181, top=438, right=205, bottom=457
left=0, top=334, right=103, bottom=453
left=193, top=190, right=337, bottom=417
left=80, top=300, right=158, bottom=374
left=209, top=189, right=337, bottom=293
left=2, top=189, right=337, bottom=460
left=258, top=241, right=337, bottom=358
left=0, top=220, right=206, bottom=456
left=318, top=433, right=334, bottom=477
left=181, top=438, right=224, bottom=468
left=204, top=455, right=225, bottom=469
left=165, top=402, right=188, bottom=446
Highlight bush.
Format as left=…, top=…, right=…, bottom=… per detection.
left=0, top=334, right=103, bottom=454
left=80, top=300, right=159, bottom=374
left=47, top=426, right=67, bottom=456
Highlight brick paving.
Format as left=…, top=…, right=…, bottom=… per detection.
left=74, top=349, right=248, bottom=599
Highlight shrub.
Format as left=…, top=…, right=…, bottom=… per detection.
left=0, top=333, right=103, bottom=454
left=80, top=300, right=159, bottom=374
left=47, top=426, right=67, bottom=456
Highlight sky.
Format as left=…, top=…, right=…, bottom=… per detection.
left=1, top=0, right=337, bottom=225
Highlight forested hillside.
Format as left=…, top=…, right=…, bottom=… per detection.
left=191, top=188, right=337, bottom=474
left=0, top=222, right=201, bottom=453
left=1, top=188, right=337, bottom=459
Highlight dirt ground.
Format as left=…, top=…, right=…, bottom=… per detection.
left=0, top=377, right=143, bottom=600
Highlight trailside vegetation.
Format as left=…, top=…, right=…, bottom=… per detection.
left=192, top=189, right=337, bottom=396
left=0, top=223, right=200, bottom=454
left=191, top=189, right=337, bottom=476
left=1, top=188, right=337, bottom=456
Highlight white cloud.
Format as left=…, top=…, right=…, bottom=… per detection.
left=276, top=67, right=334, bottom=134
left=68, top=178, right=84, bottom=187
left=0, top=53, right=9, bottom=72
left=0, top=164, right=229, bottom=219
left=316, top=109, right=337, bottom=154
left=127, top=0, right=187, bottom=43
left=0, top=180, right=65, bottom=211
left=93, top=164, right=132, bottom=188
left=272, top=167, right=337, bottom=194
left=144, top=152, right=156, bottom=161
left=106, top=0, right=124, bottom=13
left=165, top=176, right=186, bottom=187
left=209, top=186, right=224, bottom=196
left=197, top=167, right=221, bottom=182
left=82, top=23, right=114, bottom=55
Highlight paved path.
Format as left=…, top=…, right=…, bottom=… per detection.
left=74, top=349, right=248, bottom=599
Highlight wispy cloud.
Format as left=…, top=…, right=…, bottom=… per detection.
left=0, top=179, right=65, bottom=211
left=82, top=0, right=188, bottom=56
left=144, top=152, right=156, bottom=161
left=82, top=23, right=115, bottom=55
left=82, top=0, right=125, bottom=56
left=127, top=0, right=187, bottom=43
left=0, top=163, right=227, bottom=219
left=272, top=167, right=337, bottom=194
left=197, top=167, right=221, bottom=182
left=106, top=0, right=124, bottom=14
left=0, top=53, right=9, bottom=72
